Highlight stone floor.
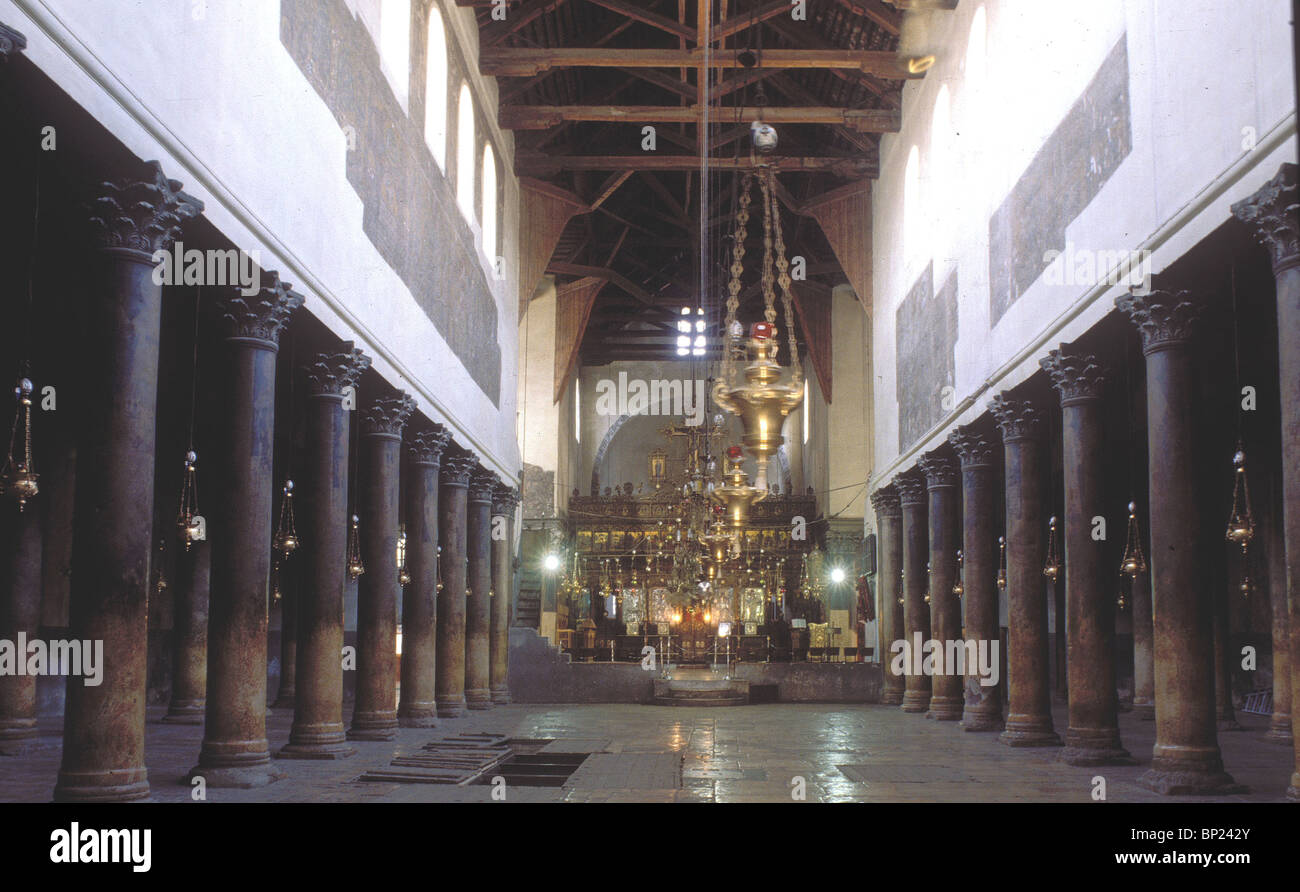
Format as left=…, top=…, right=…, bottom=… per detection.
left=0, top=701, right=1293, bottom=803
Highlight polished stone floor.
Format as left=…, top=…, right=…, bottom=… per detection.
left=0, top=701, right=1293, bottom=803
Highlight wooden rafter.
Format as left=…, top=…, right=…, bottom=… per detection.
left=586, top=0, right=697, bottom=41
left=480, top=47, right=923, bottom=79
left=517, top=154, right=877, bottom=177
left=499, top=104, right=901, bottom=131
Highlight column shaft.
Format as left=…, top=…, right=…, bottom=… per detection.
left=273, top=560, right=298, bottom=708
left=465, top=468, right=495, bottom=709
left=896, top=473, right=930, bottom=713
left=163, top=540, right=209, bottom=724
left=0, top=503, right=42, bottom=753
left=1267, top=509, right=1292, bottom=743
left=490, top=485, right=519, bottom=704
left=436, top=455, right=473, bottom=717
left=1131, top=567, right=1155, bottom=719
left=920, top=453, right=962, bottom=720
left=399, top=429, right=449, bottom=725
left=871, top=488, right=905, bottom=706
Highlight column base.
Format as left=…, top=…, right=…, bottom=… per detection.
left=1135, top=745, right=1246, bottom=795
left=926, top=696, right=964, bottom=721
left=880, top=688, right=905, bottom=706
left=398, top=704, right=439, bottom=727
left=1264, top=718, right=1293, bottom=745
left=279, top=722, right=356, bottom=759
left=1132, top=699, right=1155, bottom=720
left=348, top=712, right=399, bottom=741
left=901, top=690, right=930, bottom=713
left=999, top=714, right=1061, bottom=747
left=162, top=701, right=205, bottom=724
left=189, top=761, right=285, bottom=789
left=490, top=689, right=511, bottom=705
left=1288, top=775, right=1300, bottom=801
left=960, top=710, right=1003, bottom=732
left=1061, top=728, right=1134, bottom=765
left=0, top=719, right=38, bottom=753
left=53, top=768, right=150, bottom=802
left=465, top=689, right=492, bottom=710
left=436, top=696, right=466, bottom=718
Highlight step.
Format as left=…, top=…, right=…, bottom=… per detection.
left=652, top=693, right=747, bottom=707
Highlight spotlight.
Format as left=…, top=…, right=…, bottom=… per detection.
left=543, top=554, right=560, bottom=572
left=830, top=567, right=846, bottom=584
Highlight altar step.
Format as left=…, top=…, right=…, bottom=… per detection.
left=652, top=667, right=749, bottom=707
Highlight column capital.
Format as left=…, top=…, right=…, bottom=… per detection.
left=214, top=270, right=304, bottom=347
left=87, top=160, right=203, bottom=256
left=491, top=484, right=521, bottom=515
left=918, top=450, right=959, bottom=490
left=895, top=471, right=927, bottom=507
left=1040, top=348, right=1105, bottom=405
left=469, top=466, right=499, bottom=502
left=1231, top=163, right=1300, bottom=273
left=409, top=426, right=452, bottom=465
left=439, top=452, right=475, bottom=487
left=1114, top=289, right=1200, bottom=355
left=0, top=22, right=27, bottom=61
left=361, top=392, right=416, bottom=437
left=989, top=393, right=1042, bottom=442
left=948, top=422, right=997, bottom=468
left=306, top=342, right=370, bottom=397
left=870, top=486, right=901, bottom=517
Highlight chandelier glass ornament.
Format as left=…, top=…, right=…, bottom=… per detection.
left=952, top=549, right=964, bottom=597
left=273, top=479, right=300, bottom=556
left=1042, top=516, right=1061, bottom=581
left=711, top=445, right=767, bottom=529
left=176, top=450, right=202, bottom=549
left=712, top=164, right=804, bottom=492
left=1225, top=441, right=1255, bottom=552
left=996, top=536, right=1007, bottom=591
left=347, top=514, right=365, bottom=579
left=1119, top=501, right=1147, bottom=577
left=2, top=375, right=38, bottom=511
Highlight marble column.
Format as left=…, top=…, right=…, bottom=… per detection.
left=871, top=487, right=905, bottom=706
left=436, top=452, right=474, bottom=717
left=949, top=423, right=1003, bottom=732
left=162, top=537, right=210, bottom=724
left=1232, top=163, right=1300, bottom=799
left=990, top=394, right=1061, bottom=747
left=490, top=483, right=520, bottom=705
left=349, top=393, right=416, bottom=740
left=1042, top=348, right=1132, bottom=765
left=1267, top=508, right=1292, bottom=744
left=895, top=472, right=931, bottom=713
left=55, top=162, right=202, bottom=802
left=1131, top=564, right=1156, bottom=720
left=1117, top=289, right=1239, bottom=794
left=280, top=344, right=370, bottom=759
left=465, top=466, right=496, bottom=709
left=398, top=427, right=451, bottom=726
left=193, top=274, right=302, bottom=786
left=0, top=495, right=42, bottom=754
left=919, top=450, right=962, bottom=720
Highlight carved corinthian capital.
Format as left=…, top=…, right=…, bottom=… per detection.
left=989, top=393, right=1042, bottom=443
left=409, top=426, right=452, bottom=465
left=439, top=452, right=475, bottom=486
left=1115, top=289, right=1201, bottom=355
left=491, top=484, right=521, bottom=516
left=87, top=160, right=203, bottom=256
left=918, top=450, right=959, bottom=490
left=1231, top=163, right=1300, bottom=273
left=1040, top=348, right=1105, bottom=405
left=215, top=270, right=304, bottom=347
left=948, top=422, right=997, bottom=468
left=306, top=342, right=370, bottom=397
left=894, top=472, right=928, bottom=507
left=469, top=466, right=499, bottom=503
left=0, top=22, right=27, bottom=61
left=362, top=392, right=417, bottom=437
left=870, top=486, right=901, bottom=518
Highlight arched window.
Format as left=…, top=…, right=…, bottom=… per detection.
left=379, top=0, right=411, bottom=108
left=481, top=143, right=498, bottom=261
left=424, top=8, right=448, bottom=170
left=457, top=83, right=476, bottom=222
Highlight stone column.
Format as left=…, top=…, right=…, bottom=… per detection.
left=1213, top=590, right=1241, bottom=730
left=949, top=423, right=1003, bottom=732
left=465, top=466, right=496, bottom=709
left=0, top=497, right=42, bottom=754
left=990, top=394, right=1060, bottom=747
left=349, top=393, right=416, bottom=740
left=871, top=487, right=905, bottom=706
left=192, top=274, right=302, bottom=786
left=280, top=344, right=370, bottom=759
left=55, top=162, right=202, bottom=802
left=1117, top=289, right=1239, bottom=793
left=490, top=483, right=520, bottom=705
left=398, top=427, right=451, bottom=726
left=1042, top=348, right=1132, bottom=764
left=1232, top=163, right=1300, bottom=798
left=162, top=537, right=210, bottom=724
left=1267, top=508, right=1292, bottom=743
left=895, top=472, right=931, bottom=713
left=436, top=452, right=474, bottom=717
left=273, top=556, right=298, bottom=708
left=919, top=450, right=962, bottom=720
left=1131, top=564, right=1155, bottom=720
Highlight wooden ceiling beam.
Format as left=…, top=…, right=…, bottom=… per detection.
left=480, top=47, right=923, bottom=79
left=712, top=0, right=794, bottom=42
left=517, top=153, right=877, bottom=177
left=586, top=0, right=697, bottom=41
left=833, top=0, right=903, bottom=36
left=499, top=104, right=901, bottom=131
left=616, top=66, right=697, bottom=100
left=479, top=0, right=571, bottom=48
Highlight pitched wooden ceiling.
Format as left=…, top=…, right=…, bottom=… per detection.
left=459, top=0, right=951, bottom=377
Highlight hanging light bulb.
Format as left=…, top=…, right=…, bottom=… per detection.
left=2, top=375, right=39, bottom=511
left=952, top=549, right=964, bottom=597
left=273, top=479, right=300, bottom=556
left=1225, top=443, right=1255, bottom=552
left=176, top=450, right=202, bottom=550
left=996, top=536, right=1007, bottom=591
left=1043, top=516, right=1061, bottom=580
left=1119, top=501, right=1147, bottom=577
left=347, top=514, right=365, bottom=579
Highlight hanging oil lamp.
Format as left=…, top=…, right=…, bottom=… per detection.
left=273, top=479, right=300, bottom=556
left=2, top=375, right=38, bottom=511
left=154, top=537, right=169, bottom=597
left=1225, top=442, right=1255, bottom=553
left=435, top=545, right=444, bottom=594
left=924, top=561, right=932, bottom=605
left=1042, top=516, right=1061, bottom=581
left=176, top=450, right=202, bottom=549
left=397, top=524, right=411, bottom=586
left=996, top=536, right=1007, bottom=591
left=1119, top=501, right=1147, bottom=577
left=270, top=557, right=283, bottom=605
left=346, top=514, right=365, bottom=579
left=711, top=445, right=767, bottom=528
left=897, top=569, right=905, bottom=606
left=951, top=549, right=964, bottom=597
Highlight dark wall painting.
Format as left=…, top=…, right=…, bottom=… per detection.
left=896, top=262, right=958, bottom=452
